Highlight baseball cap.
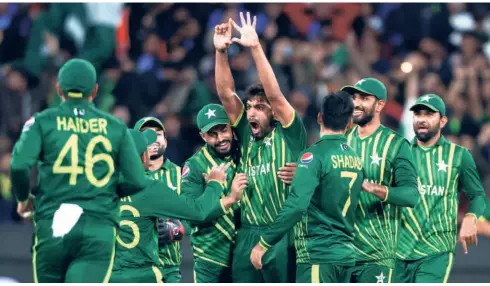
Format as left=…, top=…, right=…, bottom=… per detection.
left=128, top=129, right=158, bottom=156
left=58, top=58, right=97, bottom=98
left=134, top=117, right=166, bottom=133
left=197, top=104, right=230, bottom=133
left=341, top=78, right=387, bottom=101
left=409, top=94, right=446, bottom=116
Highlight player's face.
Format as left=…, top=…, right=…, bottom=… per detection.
left=352, top=93, right=378, bottom=126
left=246, top=96, right=273, bottom=139
left=145, top=127, right=167, bottom=160
left=201, top=124, right=233, bottom=156
left=413, top=108, right=446, bottom=143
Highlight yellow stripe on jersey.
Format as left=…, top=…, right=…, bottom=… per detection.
left=271, top=136, right=282, bottom=210
left=444, top=144, right=456, bottom=238
left=407, top=208, right=439, bottom=252
left=311, top=264, right=320, bottom=283
left=402, top=215, right=419, bottom=240
left=354, top=224, right=382, bottom=260
left=281, top=138, right=286, bottom=201
left=202, top=147, right=218, bottom=167
left=152, top=266, right=163, bottom=283
left=361, top=141, right=366, bottom=162
left=443, top=253, right=454, bottom=283
left=176, top=167, right=181, bottom=195
left=214, top=221, right=233, bottom=241
left=417, top=178, right=430, bottom=218
left=380, top=134, right=395, bottom=182
left=242, top=192, right=259, bottom=224
left=32, top=224, right=38, bottom=283
left=103, top=228, right=117, bottom=283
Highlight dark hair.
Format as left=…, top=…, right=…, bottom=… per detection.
left=321, top=91, right=354, bottom=132
left=245, top=83, right=269, bottom=103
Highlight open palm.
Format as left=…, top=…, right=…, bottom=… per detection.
left=214, top=19, right=233, bottom=52
left=231, top=12, right=259, bottom=48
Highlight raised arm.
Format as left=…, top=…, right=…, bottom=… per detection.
left=214, top=18, right=243, bottom=124
left=231, top=12, right=295, bottom=126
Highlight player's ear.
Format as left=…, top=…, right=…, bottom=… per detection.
left=376, top=100, right=386, bottom=112
left=317, top=112, right=323, bottom=125
left=440, top=115, right=448, bottom=129
left=56, top=82, right=66, bottom=101
left=88, top=84, right=99, bottom=102
left=199, top=132, right=206, bottom=142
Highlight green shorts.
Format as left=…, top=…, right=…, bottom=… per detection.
left=33, top=216, right=116, bottom=283
left=350, top=263, right=393, bottom=283
left=395, top=252, right=454, bottom=283
left=110, top=266, right=163, bottom=283
left=232, top=225, right=296, bottom=283
left=296, top=263, right=352, bottom=283
left=193, top=258, right=232, bottom=283
left=161, top=265, right=181, bottom=283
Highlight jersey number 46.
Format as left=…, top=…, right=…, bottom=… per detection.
left=53, top=134, right=115, bottom=187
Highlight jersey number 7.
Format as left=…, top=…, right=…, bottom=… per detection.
left=341, top=171, right=358, bottom=217
left=53, top=134, right=115, bottom=187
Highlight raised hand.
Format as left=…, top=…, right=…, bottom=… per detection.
left=230, top=12, right=259, bottom=48
left=214, top=18, right=233, bottom=52
left=204, top=162, right=231, bottom=184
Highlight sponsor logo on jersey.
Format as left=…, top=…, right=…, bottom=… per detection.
left=301, top=152, right=314, bottom=164
left=182, top=165, right=190, bottom=178
left=22, top=117, right=35, bottom=132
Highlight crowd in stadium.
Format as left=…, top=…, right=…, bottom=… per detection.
left=1, top=2, right=490, bottom=223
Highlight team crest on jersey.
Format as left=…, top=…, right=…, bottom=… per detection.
left=301, top=152, right=314, bottom=164
left=22, top=117, right=35, bottom=132
left=182, top=166, right=190, bottom=178
left=341, top=143, right=349, bottom=151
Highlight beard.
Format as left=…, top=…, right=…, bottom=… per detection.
left=212, top=139, right=232, bottom=157
left=149, top=145, right=166, bottom=160
left=353, top=105, right=376, bottom=127
left=414, top=124, right=440, bottom=143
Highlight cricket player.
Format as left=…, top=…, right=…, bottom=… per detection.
left=10, top=59, right=151, bottom=282
left=395, top=94, right=487, bottom=283
left=111, top=128, right=242, bottom=283
left=133, top=116, right=184, bottom=282
left=214, top=12, right=307, bottom=282
left=181, top=103, right=298, bottom=282
left=340, top=78, right=419, bottom=283
left=478, top=198, right=490, bottom=237
left=250, top=91, right=364, bottom=282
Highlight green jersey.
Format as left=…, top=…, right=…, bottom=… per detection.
left=260, top=134, right=364, bottom=265
left=397, top=136, right=487, bottom=261
left=482, top=198, right=490, bottom=222
left=146, top=159, right=182, bottom=267
left=113, top=178, right=228, bottom=272
left=9, top=100, right=149, bottom=224
left=233, top=109, right=307, bottom=226
left=181, top=145, right=238, bottom=267
left=346, top=125, right=419, bottom=268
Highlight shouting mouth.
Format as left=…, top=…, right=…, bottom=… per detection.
left=249, top=121, right=260, bottom=134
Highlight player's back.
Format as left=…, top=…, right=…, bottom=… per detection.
left=295, top=134, right=364, bottom=265
left=34, top=100, right=128, bottom=224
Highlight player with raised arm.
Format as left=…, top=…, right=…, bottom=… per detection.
left=250, top=91, right=364, bottom=283
left=111, top=128, right=242, bottom=283
left=340, top=78, right=419, bottom=283
left=133, top=117, right=185, bottom=283
left=214, top=12, right=307, bottom=283
left=10, top=59, right=151, bottom=282
left=395, top=94, right=487, bottom=283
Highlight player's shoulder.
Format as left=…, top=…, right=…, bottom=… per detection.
left=183, top=149, right=207, bottom=171
left=90, top=106, right=127, bottom=128
left=164, top=159, right=181, bottom=172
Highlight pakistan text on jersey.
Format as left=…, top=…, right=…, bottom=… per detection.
left=331, top=155, right=363, bottom=170
left=57, top=116, right=108, bottom=135
left=246, top=162, right=271, bottom=177
left=418, top=184, right=445, bottom=196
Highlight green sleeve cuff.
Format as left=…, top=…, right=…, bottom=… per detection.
left=259, top=236, right=272, bottom=250
left=220, top=197, right=231, bottom=214
left=382, top=186, right=390, bottom=202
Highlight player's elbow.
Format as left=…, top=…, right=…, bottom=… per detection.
left=407, top=186, right=420, bottom=208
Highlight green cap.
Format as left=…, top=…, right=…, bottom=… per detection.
left=134, top=117, right=166, bottom=133
left=341, top=78, right=387, bottom=101
left=410, top=94, right=446, bottom=116
left=197, top=104, right=230, bottom=133
left=128, top=129, right=158, bottom=156
left=58, top=58, right=97, bottom=98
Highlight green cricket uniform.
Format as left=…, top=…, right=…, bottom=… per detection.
left=395, top=136, right=487, bottom=283
left=231, top=108, right=307, bottom=283
left=111, top=178, right=229, bottom=283
left=9, top=59, right=151, bottom=283
left=481, top=199, right=490, bottom=222
left=181, top=146, right=238, bottom=283
left=346, top=125, right=419, bottom=283
left=395, top=94, right=487, bottom=283
left=147, top=159, right=183, bottom=283
left=259, top=134, right=364, bottom=283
